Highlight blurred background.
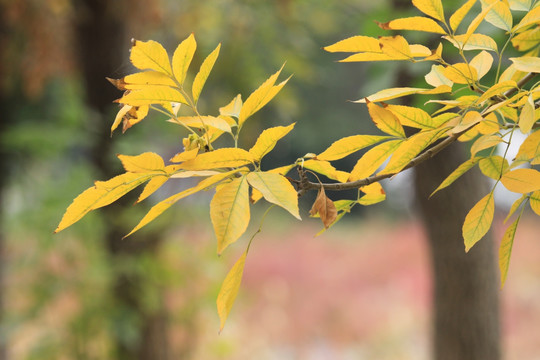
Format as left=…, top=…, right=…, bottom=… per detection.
left=1, top=0, right=539, bottom=359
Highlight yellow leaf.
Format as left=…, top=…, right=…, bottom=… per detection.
left=477, top=114, right=501, bottom=135
left=510, top=56, right=540, bottom=73
left=117, top=152, right=165, bottom=173
left=219, top=94, right=243, bottom=118
left=444, top=33, right=498, bottom=52
left=477, top=80, right=518, bottom=103
left=111, top=105, right=132, bottom=135
left=303, top=159, right=349, bottom=183
left=409, top=44, right=433, bottom=57
left=348, top=140, right=403, bottom=181
left=469, top=51, right=494, bottom=80
left=504, top=194, right=527, bottom=222
left=471, top=134, right=504, bottom=156
left=247, top=172, right=300, bottom=219
left=367, top=101, right=406, bottom=137
left=340, top=53, right=403, bottom=62
left=515, top=129, right=540, bottom=160
left=463, top=2, right=496, bottom=45
left=109, top=71, right=177, bottom=90
left=192, top=43, right=220, bottom=103
left=499, top=216, right=520, bottom=288
left=217, top=251, right=247, bottom=332
left=378, top=35, right=412, bottom=59
left=309, top=187, right=337, bottom=229
left=501, top=168, right=540, bottom=193
left=316, top=135, right=389, bottom=161
left=479, top=155, right=509, bottom=179
left=117, top=86, right=188, bottom=106
left=431, top=157, right=481, bottom=197
left=518, top=94, right=535, bottom=133
left=412, top=0, right=445, bottom=22
left=452, top=111, right=484, bottom=134
left=530, top=190, right=540, bottom=215
left=239, top=65, right=288, bottom=127
left=377, top=16, right=446, bottom=34
left=481, top=0, right=513, bottom=31
left=354, top=85, right=452, bottom=103
left=55, top=173, right=154, bottom=233
left=211, top=176, right=250, bottom=254
left=126, top=169, right=241, bottom=238
left=178, top=148, right=254, bottom=170
left=386, top=104, right=435, bottom=129
left=324, top=35, right=381, bottom=53
left=172, top=116, right=232, bottom=133
left=425, top=65, right=453, bottom=87
left=137, top=176, right=169, bottom=203
left=130, top=39, right=172, bottom=75
left=170, top=147, right=200, bottom=163
left=512, top=5, right=540, bottom=33
left=358, top=182, right=386, bottom=205
left=450, top=0, right=477, bottom=31
left=463, top=192, right=495, bottom=252
left=249, top=124, right=295, bottom=162
left=512, top=26, right=540, bottom=51
left=172, top=33, right=197, bottom=85
left=443, top=63, right=478, bottom=84
left=250, top=165, right=295, bottom=204
left=378, top=129, right=444, bottom=175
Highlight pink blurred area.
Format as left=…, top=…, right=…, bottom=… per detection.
left=192, top=215, right=540, bottom=360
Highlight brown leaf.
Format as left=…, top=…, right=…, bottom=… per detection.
left=309, top=187, right=337, bottom=229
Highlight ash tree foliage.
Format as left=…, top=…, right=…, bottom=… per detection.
left=56, top=0, right=540, bottom=330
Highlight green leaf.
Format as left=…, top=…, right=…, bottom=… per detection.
left=192, top=43, right=220, bottom=103
left=499, top=215, right=520, bottom=288
left=211, top=176, right=251, bottom=254
left=247, top=172, right=300, bottom=219
left=463, top=192, right=495, bottom=252
left=316, top=135, right=390, bottom=161
left=217, top=251, right=247, bottom=332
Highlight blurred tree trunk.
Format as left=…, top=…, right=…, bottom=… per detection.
left=73, top=2, right=169, bottom=359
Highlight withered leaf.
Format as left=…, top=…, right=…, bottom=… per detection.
left=309, top=187, right=337, bottom=229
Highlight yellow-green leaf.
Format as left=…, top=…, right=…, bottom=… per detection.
left=504, top=194, right=527, bottom=222
left=302, top=159, right=350, bottom=183
left=479, top=155, right=509, bottom=179
left=126, top=169, right=241, bottom=238
left=249, top=123, right=295, bottom=162
left=117, top=152, right=165, bottom=173
left=481, top=0, right=513, bottom=31
left=217, top=251, right=247, bottom=332
left=510, top=56, right=540, bottom=73
left=425, top=65, right=453, bottom=87
left=518, top=94, right=535, bottom=133
left=55, top=173, right=154, bottom=233
left=117, top=86, right=188, bottom=106
left=130, top=40, right=172, bottom=75
left=316, top=135, right=389, bottom=161
left=443, top=63, right=478, bottom=84
left=463, top=192, right=495, bottom=252
left=470, top=50, right=494, bottom=80
left=530, top=190, right=540, bottom=215
left=348, top=140, right=403, bottom=181
left=172, top=33, right=196, bottom=85
left=431, top=157, right=481, bottom=197
left=386, top=104, right=435, bottom=129
left=412, top=0, right=445, bottom=22
left=354, top=85, right=452, bottom=103
left=324, top=35, right=381, bottom=53
left=509, top=0, right=532, bottom=11
left=367, top=101, right=406, bottom=137
left=247, top=172, right=300, bottom=219
left=450, top=0, right=477, bottom=31
left=211, top=175, right=250, bottom=254
left=444, top=33, right=498, bottom=52
left=238, top=65, right=287, bottom=127
left=501, top=168, right=540, bottom=193
left=178, top=148, right=254, bottom=170
left=192, top=43, right=220, bottom=103
left=512, top=5, right=540, bottom=32
left=378, top=16, right=446, bottom=34
left=471, top=134, right=504, bottom=156
left=499, top=215, right=520, bottom=288
left=378, top=129, right=443, bottom=175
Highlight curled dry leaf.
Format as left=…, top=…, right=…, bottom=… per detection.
left=309, top=187, right=337, bottom=229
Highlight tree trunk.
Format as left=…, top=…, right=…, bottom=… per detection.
left=414, top=144, right=501, bottom=360
left=73, top=2, right=169, bottom=359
